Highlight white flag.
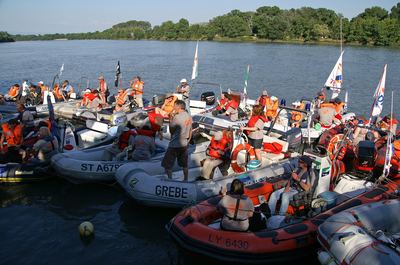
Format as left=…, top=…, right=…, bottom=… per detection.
left=325, top=51, right=344, bottom=99
left=59, top=63, right=64, bottom=77
left=370, top=64, right=387, bottom=118
left=191, top=41, right=199, bottom=81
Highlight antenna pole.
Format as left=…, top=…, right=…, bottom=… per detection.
left=340, top=17, right=343, bottom=52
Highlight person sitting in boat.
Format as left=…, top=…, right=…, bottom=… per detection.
left=5, top=84, right=20, bottom=101
left=61, top=80, right=75, bottom=99
left=377, top=115, right=398, bottom=135
left=53, top=83, right=65, bottom=102
left=212, top=92, right=229, bottom=116
left=290, top=101, right=303, bottom=128
left=78, top=89, right=93, bottom=107
left=333, top=98, right=345, bottom=120
left=38, top=81, right=48, bottom=101
left=87, top=90, right=104, bottom=111
left=314, top=91, right=326, bottom=109
left=222, top=94, right=239, bottom=121
left=256, top=90, right=269, bottom=110
left=114, top=88, right=129, bottom=112
left=97, top=75, right=109, bottom=102
left=105, top=125, right=137, bottom=160
left=268, top=155, right=315, bottom=216
left=17, top=103, right=35, bottom=137
left=265, top=96, right=279, bottom=120
left=161, top=100, right=192, bottom=181
left=0, top=119, right=23, bottom=163
left=25, top=126, right=59, bottom=162
left=155, top=93, right=177, bottom=118
left=129, top=76, right=145, bottom=108
left=27, top=84, right=42, bottom=105
left=218, top=179, right=254, bottom=232
left=241, top=105, right=267, bottom=162
left=199, top=130, right=231, bottom=180
left=131, top=125, right=156, bottom=161
left=317, top=101, right=339, bottom=129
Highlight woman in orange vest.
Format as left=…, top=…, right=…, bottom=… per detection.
left=114, top=88, right=129, bottom=112
left=256, top=90, right=269, bottom=110
left=130, top=76, right=144, bottom=108
left=155, top=93, right=177, bottom=118
left=241, top=105, right=267, bottom=161
left=265, top=96, right=279, bottom=120
left=53, top=84, right=64, bottom=102
left=98, top=75, right=109, bottom=101
left=290, top=101, right=303, bottom=128
left=200, top=131, right=230, bottom=180
left=7, top=84, right=20, bottom=101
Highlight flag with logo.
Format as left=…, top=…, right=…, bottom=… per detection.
left=114, top=61, right=121, bottom=87
left=325, top=51, right=344, bottom=99
left=370, top=64, right=387, bottom=119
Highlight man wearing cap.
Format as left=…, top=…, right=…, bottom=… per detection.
left=61, top=80, right=75, bottom=100
left=176, top=78, right=191, bottom=99
left=200, top=130, right=230, bottom=180
left=268, top=155, right=315, bottom=216
left=161, top=100, right=192, bottom=181
left=129, top=76, right=144, bottom=108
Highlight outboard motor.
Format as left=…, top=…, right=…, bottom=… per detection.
left=152, top=94, right=166, bottom=106
left=280, top=98, right=286, bottom=106
left=281, top=127, right=302, bottom=152
left=354, top=140, right=376, bottom=172
left=200, top=91, right=215, bottom=105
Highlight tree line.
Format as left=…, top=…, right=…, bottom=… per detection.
left=5, top=3, right=400, bottom=46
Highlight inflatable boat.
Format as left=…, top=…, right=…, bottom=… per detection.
left=317, top=199, right=400, bottom=265
left=115, top=157, right=297, bottom=208
left=0, top=161, right=53, bottom=184
left=166, top=152, right=400, bottom=264
left=52, top=139, right=209, bottom=184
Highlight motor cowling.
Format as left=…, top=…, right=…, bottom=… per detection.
left=354, top=140, right=376, bottom=172
left=200, top=91, right=215, bottom=105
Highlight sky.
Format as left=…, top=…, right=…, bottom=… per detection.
left=0, top=0, right=398, bottom=34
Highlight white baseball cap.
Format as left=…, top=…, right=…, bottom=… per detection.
left=180, top=78, right=187, bottom=83
left=292, top=101, right=301, bottom=106
left=38, top=81, right=44, bottom=85
left=270, top=96, right=278, bottom=101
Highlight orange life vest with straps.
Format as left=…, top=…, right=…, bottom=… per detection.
left=118, top=129, right=137, bottom=150
left=116, top=90, right=128, bottom=106
left=8, top=86, right=19, bottom=98
left=1, top=123, right=22, bottom=146
left=265, top=98, right=278, bottom=118
left=131, top=80, right=144, bottom=95
left=227, top=99, right=239, bottom=110
left=207, top=136, right=228, bottom=159
left=258, top=95, right=269, bottom=107
left=53, top=86, right=63, bottom=100
left=216, top=98, right=228, bottom=111
left=246, top=115, right=267, bottom=135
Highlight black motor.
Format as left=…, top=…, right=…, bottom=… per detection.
left=200, top=91, right=215, bottom=105
left=281, top=127, right=303, bottom=153
left=355, top=140, right=376, bottom=171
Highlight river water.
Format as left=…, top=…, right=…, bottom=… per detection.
left=0, top=40, right=400, bottom=265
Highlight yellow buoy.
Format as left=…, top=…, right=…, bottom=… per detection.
left=79, top=221, right=94, bottom=237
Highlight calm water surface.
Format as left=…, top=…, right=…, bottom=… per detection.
left=1, top=40, right=400, bottom=265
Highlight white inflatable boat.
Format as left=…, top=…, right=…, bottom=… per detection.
left=317, top=199, right=400, bottom=265
left=115, top=157, right=297, bottom=208
left=51, top=139, right=209, bottom=184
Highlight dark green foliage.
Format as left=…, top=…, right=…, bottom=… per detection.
left=9, top=2, right=400, bottom=46
left=0, top=31, right=15, bottom=42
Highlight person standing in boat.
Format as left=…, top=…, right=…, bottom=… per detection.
left=161, top=100, right=192, bottom=181
left=265, top=96, right=279, bottom=121
left=241, top=105, right=266, bottom=162
left=268, top=155, right=315, bottom=216
left=176, top=78, right=191, bottom=112
left=129, top=76, right=144, bottom=108
left=199, top=130, right=231, bottom=180
left=61, top=80, right=75, bottom=100
left=218, top=179, right=254, bottom=232
left=256, top=90, right=269, bottom=110
left=97, top=75, right=109, bottom=103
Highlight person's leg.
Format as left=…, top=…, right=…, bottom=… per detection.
left=279, top=189, right=299, bottom=215
left=268, top=188, right=284, bottom=215
left=255, top=148, right=262, bottom=161
left=201, top=158, right=213, bottom=179
left=161, top=147, right=176, bottom=179
left=177, top=147, right=189, bottom=181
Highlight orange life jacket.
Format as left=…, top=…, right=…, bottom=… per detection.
left=131, top=80, right=144, bottom=95
left=227, top=99, right=239, bottom=110
left=207, top=136, right=228, bottom=159
left=163, top=96, right=177, bottom=114
left=216, top=98, right=228, bottom=111
left=116, top=90, right=128, bottom=106
left=265, top=98, right=278, bottom=118
left=246, top=115, right=267, bottom=135
left=8, top=86, right=19, bottom=97
left=118, top=129, right=137, bottom=150
left=53, top=86, right=63, bottom=100
left=320, top=102, right=335, bottom=109
left=99, top=80, right=107, bottom=94
left=1, top=123, right=22, bottom=146
left=148, top=110, right=162, bottom=133
left=291, top=111, right=302, bottom=122
left=258, top=95, right=269, bottom=107
left=335, top=102, right=345, bottom=115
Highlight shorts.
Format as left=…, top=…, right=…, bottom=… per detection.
left=161, top=146, right=188, bottom=169
left=248, top=138, right=263, bottom=149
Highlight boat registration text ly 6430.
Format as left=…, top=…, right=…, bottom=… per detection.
left=208, top=233, right=249, bottom=249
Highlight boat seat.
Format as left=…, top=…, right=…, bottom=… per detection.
left=263, top=152, right=285, bottom=163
